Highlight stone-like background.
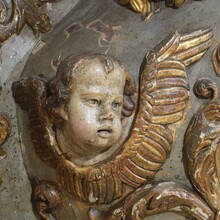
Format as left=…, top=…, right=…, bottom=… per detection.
left=0, top=1, right=79, bottom=219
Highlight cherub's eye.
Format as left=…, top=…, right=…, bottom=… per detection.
left=112, top=101, right=122, bottom=110
left=87, top=99, right=99, bottom=106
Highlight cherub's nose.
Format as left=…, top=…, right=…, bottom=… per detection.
left=99, top=107, right=114, bottom=120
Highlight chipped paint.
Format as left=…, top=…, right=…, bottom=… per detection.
left=88, top=191, right=97, bottom=203
left=86, top=19, right=122, bottom=47
left=64, top=21, right=84, bottom=38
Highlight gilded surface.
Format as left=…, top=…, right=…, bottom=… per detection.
left=111, top=182, right=214, bottom=219
left=12, top=28, right=213, bottom=219
left=118, top=0, right=187, bottom=20
left=0, top=112, right=10, bottom=186
left=2, top=0, right=220, bottom=219
left=212, top=43, right=220, bottom=76
left=0, top=0, right=60, bottom=46
left=184, top=78, right=220, bottom=220
left=0, top=112, right=10, bottom=146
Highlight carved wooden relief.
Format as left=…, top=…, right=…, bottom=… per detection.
left=0, top=0, right=60, bottom=46
left=11, top=27, right=215, bottom=219
left=31, top=177, right=62, bottom=220
left=109, top=182, right=214, bottom=220
left=118, top=0, right=199, bottom=20
left=0, top=112, right=10, bottom=185
left=184, top=78, right=220, bottom=220
left=212, top=43, right=220, bottom=76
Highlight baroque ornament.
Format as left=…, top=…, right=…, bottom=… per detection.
left=110, top=182, right=214, bottom=219
left=118, top=0, right=200, bottom=20
left=0, top=0, right=60, bottom=46
left=0, top=112, right=10, bottom=185
left=31, top=177, right=62, bottom=220
left=212, top=43, right=220, bottom=76
left=184, top=78, right=220, bottom=220
left=12, top=27, right=214, bottom=219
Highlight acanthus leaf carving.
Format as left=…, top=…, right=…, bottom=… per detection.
left=184, top=78, right=220, bottom=219
left=109, top=182, right=214, bottom=220
left=0, top=0, right=61, bottom=46
left=212, top=43, right=220, bottom=77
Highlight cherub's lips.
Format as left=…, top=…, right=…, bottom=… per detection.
left=97, top=127, right=113, bottom=138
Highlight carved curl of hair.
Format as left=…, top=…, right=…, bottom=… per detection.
left=48, top=52, right=136, bottom=127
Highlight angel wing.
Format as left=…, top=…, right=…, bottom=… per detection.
left=12, top=75, right=62, bottom=168
left=117, top=28, right=213, bottom=186
left=184, top=78, right=220, bottom=212
left=56, top=28, right=214, bottom=204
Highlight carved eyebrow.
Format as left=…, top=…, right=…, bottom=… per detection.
left=113, top=96, right=123, bottom=102
left=80, top=93, right=105, bottom=100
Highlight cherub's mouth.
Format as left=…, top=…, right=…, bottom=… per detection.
left=97, top=128, right=113, bottom=138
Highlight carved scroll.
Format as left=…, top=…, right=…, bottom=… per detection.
left=31, top=177, right=62, bottom=220
left=184, top=78, right=220, bottom=219
left=212, top=43, right=220, bottom=76
left=118, top=0, right=191, bottom=20
left=0, top=112, right=10, bottom=146
left=0, top=0, right=60, bottom=46
left=12, top=28, right=213, bottom=205
left=0, top=112, right=10, bottom=185
left=109, top=182, right=214, bottom=220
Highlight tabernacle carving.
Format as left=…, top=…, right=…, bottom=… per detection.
left=212, top=43, right=220, bottom=76
left=184, top=78, right=220, bottom=220
left=31, top=177, right=62, bottom=220
left=12, top=28, right=213, bottom=219
left=118, top=0, right=199, bottom=20
left=0, top=0, right=60, bottom=46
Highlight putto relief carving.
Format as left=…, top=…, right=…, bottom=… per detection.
left=0, top=0, right=61, bottom=46
left=12, top=28, right=214, bottom=219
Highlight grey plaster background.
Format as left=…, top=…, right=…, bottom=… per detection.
left=0, top=1, right=79, bottom=219
left=0, top=0, right=220, bottom=219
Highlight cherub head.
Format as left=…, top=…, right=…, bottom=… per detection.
left=49, top=53, right=135, bottom=161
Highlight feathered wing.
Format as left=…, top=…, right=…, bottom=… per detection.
left=12, top=76, right=61, bottom=168
left=12, top=28, right=214, bottom=205
left=56, top=28, right=214, bottom=204
left=142, top=28, right=213, bottom=124
left=117, top=28, right=214, bottom=187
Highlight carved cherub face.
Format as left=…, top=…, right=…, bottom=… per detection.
left=51, top=54, right=134, bottom=161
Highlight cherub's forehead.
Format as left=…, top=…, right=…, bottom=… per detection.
left=70, top=57, right=127, bottom=92
left=72, top=57, right=126, bottom=81
left=74, top=57, right=124, bottom=73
